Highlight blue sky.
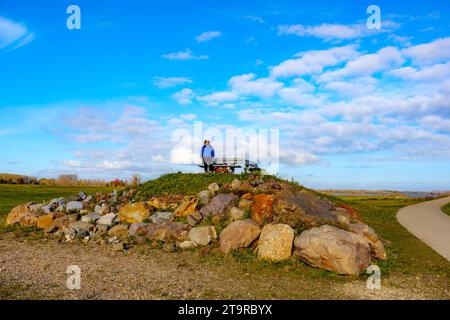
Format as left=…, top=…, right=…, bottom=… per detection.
left=1, top=0, right=450, bottom=190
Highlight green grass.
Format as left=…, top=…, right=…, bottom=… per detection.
left=442, top=202, right=450, bottom=216
left=136, top=173, right=254, bottom=198
left=0, top=184, right=113, bottom=231
left=342, top=196, right=450, bottom=278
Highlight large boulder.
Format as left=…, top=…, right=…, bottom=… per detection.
left=294, top=225, right=371, bottom=275
left=188, top=226, right=217, bottom=246
left=199, top=193, right=238, bottom=218
left=272, top=188, right=337, bottom=228
left=251, top=194, right=274, bottom=225
left=174, top=197, right=198, bottom=217
left=145, top=222, right=190, bottom=243
left=348, top=222, right=387, bottom=260
left=5, top=203, right=36, bottom=226
left=118, top=202, right=149, bottom=224
left=219, top=219, right=261, bottom=254
left=257, top=224, right=294, bottom=262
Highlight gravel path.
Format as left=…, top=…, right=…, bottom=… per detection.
left=0, top=235, right=446, bottom=300
left=397, top=196, right=450, bottom=261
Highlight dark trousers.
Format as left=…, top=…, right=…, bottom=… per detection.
left=203, top=162, right=214, bottom=173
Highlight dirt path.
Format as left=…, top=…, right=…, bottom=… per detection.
left=397, top=196, right=450, bottom=261
left=0, top=235, right=446, bottom=300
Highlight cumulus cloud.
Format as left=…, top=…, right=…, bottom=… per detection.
left=162, top=48, right=208, bottom=60
left=402, top=37, right=450, bottom=65
left=196, top=31, right=221, bottom=42
left=228, top=73, right=283, bottom=98
left=318, top=46, right=404, bottom=82
left=171, top=88, right=196, bottom=105
left=388, top=62, right=450, bottom=82
left=270, top=45, right=359, bottom=78
left=197, top=91, right=239, bottom=106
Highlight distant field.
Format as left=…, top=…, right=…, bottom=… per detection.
left=0, top=184, right=113, bottom=228
left=442, top=202, right=450, bottom=216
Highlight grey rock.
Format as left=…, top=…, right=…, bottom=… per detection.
left=66, top=201, right=83, bottom=212
left=69, top=221, right=95, bottom=235
left=78, top=191, right=87, bottom=200
left=187, top=211, right=203, bottom=227
left=128, top=222, right=149, bottom=237
left=41, top=205, right=53, bottom=214
left=149, top=211, right=173, bottom=224
left=188, top=226, right=217, bottom=246
left=199, top=193, right=239, bottom=218
left=197, top=190, right=212, bottom=206
left=96, top=213, right=117, bottom=226
left=81, top=212, right=101, bottom=223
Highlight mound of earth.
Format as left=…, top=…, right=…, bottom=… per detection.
left=5, top=174, right=386, bottom=275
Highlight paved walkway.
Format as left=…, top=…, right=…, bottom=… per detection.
left=397, top=196, right=450, bottom=261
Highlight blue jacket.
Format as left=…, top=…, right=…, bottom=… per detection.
left=201, top=145, right=215, bottom=158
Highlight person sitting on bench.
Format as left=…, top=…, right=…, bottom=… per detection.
left=200, top=140, right=215, bottom=173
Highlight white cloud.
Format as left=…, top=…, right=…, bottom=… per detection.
left=171, top=88, right=195, bottom=105
left=196, top=31, right=221, bottom=42
left=270, top=45, right=359, bottom=78
left=277, top=21, right=396, bottom=41
left=197, top=91, right=239, bottom=106
left=153, top=76, right=192, bottom=88
left=402, top=37, right=450, bottom=65
left=318, top=46, right=404, bottom=82
left=388, top=62, right=450, bottom=82
left=99, top=160, right=132, bottom=170
left=0, top=16, right=34, bottom=50
left=228, top=73, right=283, bottom=98
left=280, top=150, right=319, bottom=166
left=162, top=48, right=208, bottom=60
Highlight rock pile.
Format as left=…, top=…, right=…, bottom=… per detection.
left=5, top=176, right=387, bottom=275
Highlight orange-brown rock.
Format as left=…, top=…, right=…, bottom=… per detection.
left=36, top=214, right=55, bottom=229
left=174, top=197, right=198, bottom=217
left=147, top=195, right=185, bottom=211
left=250, top=194, right=274, bottom=225
left=118, top=202, right=150, bottom=224
left=5, top=203, right=34, bottom=226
